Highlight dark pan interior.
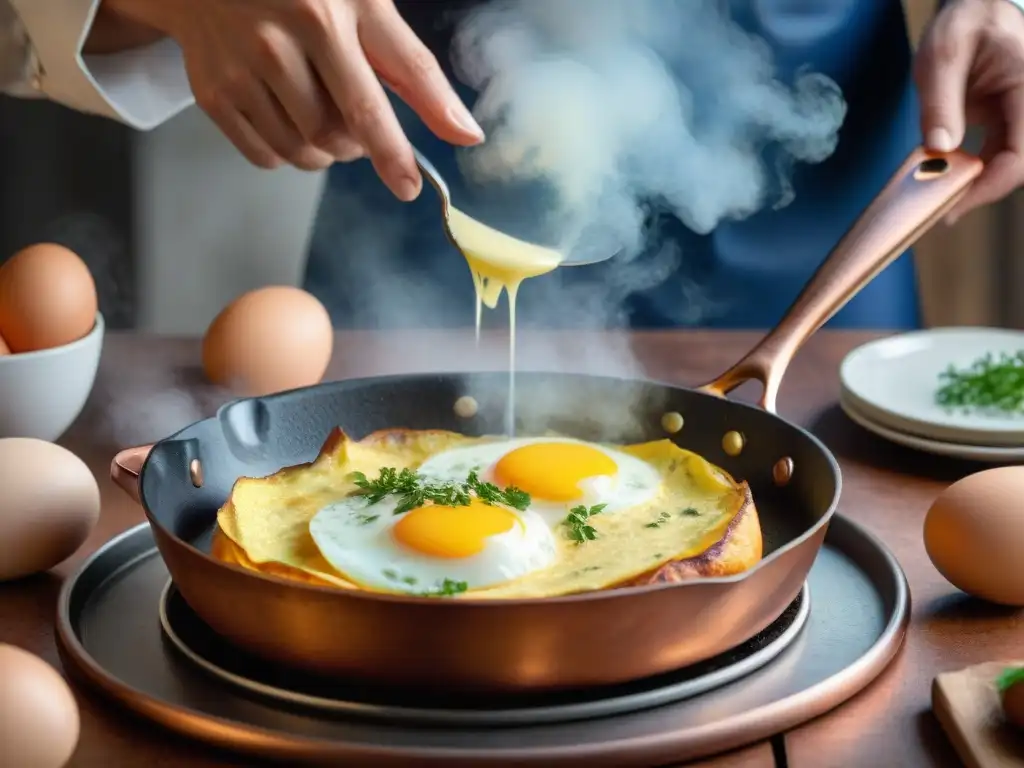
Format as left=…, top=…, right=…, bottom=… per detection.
left=140, top=372, right=840, bottom=560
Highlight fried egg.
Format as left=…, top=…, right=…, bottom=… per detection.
left=212, top=428, right=762, bottom=600
left=416, top=437, right=662, bottom=525
left=309, top=495, right=557, bottom=594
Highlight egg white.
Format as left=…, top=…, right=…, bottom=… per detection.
left=416, top=437, right=663, bottom=525
left=308, top=494, right=558, bottom=594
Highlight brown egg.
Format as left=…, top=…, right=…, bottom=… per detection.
left=0, top=438, right=101, bottom=581
left=202, top=286, right=333, bottom=397
left=1005, top=678, right=1024, bottom=729
left=924, top=467, right=1024, bottom=606
left=0, top=244, right=98, bottom=352
left=0, top=644, right=80, bottom=767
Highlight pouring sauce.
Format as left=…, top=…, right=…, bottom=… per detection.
left=445, top=207, right=563, bottom=434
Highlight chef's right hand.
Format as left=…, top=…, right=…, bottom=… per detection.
left=100, top=0, right=484, bottom=201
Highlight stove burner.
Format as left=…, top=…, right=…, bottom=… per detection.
left=159, top=581, right=809, bottom=727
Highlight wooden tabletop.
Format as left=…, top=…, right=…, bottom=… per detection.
left=0, top=328, right=1009, bottom=767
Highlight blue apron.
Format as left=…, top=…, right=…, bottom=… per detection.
left=304, top=0, right=921, bottom=330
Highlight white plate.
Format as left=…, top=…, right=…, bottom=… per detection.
left=838, top=390, right=1024, bottom=463
left=839, top=327, right=1024, bottom=447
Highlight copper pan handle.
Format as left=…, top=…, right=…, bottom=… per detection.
left=110, top=444, right=154, bottom=504
left=698, top=147, right=983, bottom=413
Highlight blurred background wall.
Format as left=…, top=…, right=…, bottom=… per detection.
left=0, top=0, right=1015, bottom=334
left=0, top=96, right=323, bottom=335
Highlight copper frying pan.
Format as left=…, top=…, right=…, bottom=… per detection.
left=110, top=148, right=980, bottom=693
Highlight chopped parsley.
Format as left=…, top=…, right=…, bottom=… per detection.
left=422, top=578, right=469, bottom=597
left=383, top=569, right=419, bottom=586
left=467, top=470, right=530, bottom=510
left=349, top=467, right=530, bottom=515
left=645, top=507, right=698, bottom=529
left=563, top=503, right=606, bottom=543
left=936, top=351, right=1024, bottom=413
left=354, top=513, right=380, bottom=525
left=645, top=511, right=672, bottom=529
left=997, top=666, right=1024, bottom=693
left=351, top=467, right=420, bottom=502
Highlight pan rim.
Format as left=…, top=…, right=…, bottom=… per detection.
left=139, top=370, right=842, bottom=607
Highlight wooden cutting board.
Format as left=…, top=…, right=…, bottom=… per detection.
left=933, top=662, right=1024, bottom=767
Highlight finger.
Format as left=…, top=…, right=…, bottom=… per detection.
left=318, top=126, right=366, bottom=162
left=239, top=82, right=336, bottom=171
left=203, top=102, right=282, bottom=170
left=256, top=26, right=330, bottom=144
left=914, top=8, right=981, bottom=152
left=311, top=88, right=368, bottom=161
left=947, top=88, right=1024, bottom=222
left=359, top=1, right=484, bottom=146
left=310, top=9, right=421, bottom=201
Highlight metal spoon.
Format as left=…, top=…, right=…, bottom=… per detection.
left=413, top=148, right=608, bottom=267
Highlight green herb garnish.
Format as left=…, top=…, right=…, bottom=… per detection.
left=422, top=578, right=469, bottom=597
left=681, top=507, right=700, bottom=517
left=645, top=511, right=672, bottom=529
left=350, top=468, right=420, bottom=502
left=349, top=467, right=531, bottom=515
left=355, top=513, right=380, bottom=525
left=936, top=351, right=1024, bottom=413
left=466, top=470, right=530, bottom=510
left=563, top=503, right=606, bottom=543
left=997, top=666, right=1024, bottom=693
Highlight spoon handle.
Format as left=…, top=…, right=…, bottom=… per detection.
left=413, top=147, right=451, bottom=204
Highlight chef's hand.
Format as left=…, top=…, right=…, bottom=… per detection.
left=100, top=0, right=484, bottom=200
left=916, top=0, right=1024, bottom=223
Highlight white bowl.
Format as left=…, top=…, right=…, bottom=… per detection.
left=0, top=313, right=104, bottom=441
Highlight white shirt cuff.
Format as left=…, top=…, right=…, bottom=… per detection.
left=8, top=0, right=195, bottom=130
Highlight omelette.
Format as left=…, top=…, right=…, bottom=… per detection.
left=211, top=428, right=763, bottom=599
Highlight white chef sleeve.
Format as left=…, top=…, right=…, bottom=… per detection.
left=3, top=0, right=194, bottom=130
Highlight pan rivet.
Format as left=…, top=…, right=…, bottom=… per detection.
left=660, top=411, right=684, bottom=434
left=189, top=459, right=204, bottom=488
left=773, top=457, right=794, bottom=487
left=454, top=395, right=479, bottom=419
left=722, top=431, right=745, bottom=457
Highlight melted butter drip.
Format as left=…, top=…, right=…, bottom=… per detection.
left=446, top=206, right=562, bottom=436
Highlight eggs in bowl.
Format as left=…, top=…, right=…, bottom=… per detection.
left=211, top=428, right=762, bottom=599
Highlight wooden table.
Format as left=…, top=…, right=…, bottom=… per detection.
left=0, top=329, right=1009, bottom=767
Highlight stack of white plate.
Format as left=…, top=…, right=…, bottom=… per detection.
left=839, top=327, right=1024, bottom=463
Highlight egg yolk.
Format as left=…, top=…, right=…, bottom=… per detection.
left=493, top=442, right=617, bottom=502
left=392, top=500, right=519, bottom=559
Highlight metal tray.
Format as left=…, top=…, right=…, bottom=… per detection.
left=56, top=514, right=909, bottom=767
left=157, top=579, right=810, bottom=726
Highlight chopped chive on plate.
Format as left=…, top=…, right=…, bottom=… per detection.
left=840, top=327, right=1024, bottom=449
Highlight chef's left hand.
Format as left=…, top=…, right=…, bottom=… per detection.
left=916, top=0, right=1024, bottom=223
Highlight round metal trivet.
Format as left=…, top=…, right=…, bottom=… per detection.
left=56, top=515, right=910, bottom=767
left=158, top=579, right=810, bottom=727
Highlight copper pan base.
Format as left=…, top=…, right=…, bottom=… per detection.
left=56, top=515, right=909, bottom=767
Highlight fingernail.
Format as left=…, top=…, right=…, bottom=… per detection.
left=926, top=128, right=954, bottom=152
left=395, top=173, right=422, bottom=202
left=447, top=103, right=485, bottom=141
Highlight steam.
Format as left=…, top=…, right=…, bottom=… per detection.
left=303, top=0, right=848, bottom=440
left=450, top=0, right=847, bottom=262
left=85, top=353, right=231, bottom=448
left=95, top=1, right=850, bottom=448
